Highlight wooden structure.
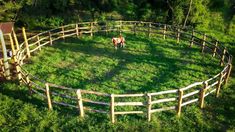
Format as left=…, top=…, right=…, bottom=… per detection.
left=2, top=21, right=232, bottom=123
left=0, top=22, right=20, bottom=80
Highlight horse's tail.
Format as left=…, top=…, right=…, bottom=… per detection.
left=120, top=37, right=125, bottom=44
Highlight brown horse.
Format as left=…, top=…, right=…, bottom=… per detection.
left=112, top=35, right=125, bottom=49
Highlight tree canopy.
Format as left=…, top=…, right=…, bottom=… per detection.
left=0, top=0, right=234, bottom=34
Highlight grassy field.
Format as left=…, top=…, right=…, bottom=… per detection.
left=24, top=33, right=221, bottom=93
left=0, top=32, right=234, bottom=131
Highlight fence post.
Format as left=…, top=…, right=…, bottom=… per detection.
left=0, top=60, right=5, bottom=77
left=190, top=29, right=195, bottom=47
left=19, top=52, right=23, bottom=65
left=76, top=24, right=79, bottom=37
left=199, top=81, right=208, bottom=108
left=9, top=34, right=15, bottom=54
left=45, top=83, right=53, bottom=110
left=212, top=40, right=218, bottom=57
left=10, top=33, right=22, bottom=81
left=110, top=94, right=115, bottom=123
left=49, top=32, right=52, bottom=45
left=225, top=63, right=232, bottom=85
left=177, top=89, right=183, bottom=116
left=8, top=35, right=16, bottom=63
left=177, top=28, right=180, bottom=43
left=62, top=26, right=65, bottom=39
left=12, top=30, right=19, bottom=50
left=8, top=34, right=15, bottom=56
left=105, top=22, right=108, bottom=35
left=133, top=22, right=136, bottom=35
left=37, top=35, right=41, bottom=51
left=16, top=63, right=22, bottom=81
left=26, top=74, right=32, bottom=95
left=22, top=27, right=31, bottom=58
left=119, top=21, right=122, bottom=35
left=148, top=23, right=151, bottom=37
left=76, top=89, right=84, bottom=117
left=9, top=34, right=21, bottom=80
left=216, top=73, right=223, bottom=97
left=16, top=63, right=22, bottom=82
left=220, top=48, right=226, bottom=66
left=163, top=24, right=166, bottom=40
left=147, top=93, right=152, bottom=121
left=201, top=34, right=206, bottom=53
left=90, top=22, right=93, bottom=37
left=0, top=30, right=10, bottom=80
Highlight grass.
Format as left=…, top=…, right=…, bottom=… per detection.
left=0, top=32, right=234, bottom=131
left=25, top=32, right=221, bottom=94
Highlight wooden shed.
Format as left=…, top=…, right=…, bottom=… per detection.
left=0, top=22, right=19, bottom=80
left=0, top=22, right=19, bottom=54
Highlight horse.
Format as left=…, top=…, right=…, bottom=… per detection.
left=112, top=35, right=125, bottom=49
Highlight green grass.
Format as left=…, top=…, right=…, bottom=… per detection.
left=25, top=33, right=221, bottom=94
left=0, top=32, right=234, bottom=131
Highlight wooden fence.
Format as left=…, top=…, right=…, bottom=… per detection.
left=11, top=21, right=233, bottom=123
left=0, top=58, right=4, bottom=77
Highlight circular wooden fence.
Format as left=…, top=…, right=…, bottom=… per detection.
left=12, top=21, right=232, bottom=123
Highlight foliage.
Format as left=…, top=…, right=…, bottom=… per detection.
left=19, top=15, right=64, bottom=29
left=0, top=0, right=233, bottom=33
left=0, top=0, right=22, bottom=21
left=0, top=0, right=233, bottom=37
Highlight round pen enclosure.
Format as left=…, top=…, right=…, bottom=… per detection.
left=11, top=21, right=232, bottom=123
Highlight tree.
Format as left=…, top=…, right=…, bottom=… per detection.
left=166, top=0, right=174, bottom=23
left=161, top=0, right=209, bottom=26
left=0, top=0, right=22, bottom=21
left=183, top=0, right=193, bottom=28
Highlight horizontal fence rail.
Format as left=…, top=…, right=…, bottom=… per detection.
left=10, top=20, right=233, bottom=123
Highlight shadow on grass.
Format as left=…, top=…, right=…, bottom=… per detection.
left=0, top=81, right=110, bottom=119
left=203, top=80, right=235, bottom=130
left=0, top=81, right=46, bottom=109
left=42, top=33, right=220, bottom=93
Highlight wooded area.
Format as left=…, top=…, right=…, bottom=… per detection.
left=0, top=0, right=235, bottom=35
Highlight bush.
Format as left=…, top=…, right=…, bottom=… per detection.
left=228, top=16, right=235, bottom=36
left=19, top=15, right=64, bottom=30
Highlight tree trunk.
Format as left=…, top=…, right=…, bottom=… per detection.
left=166, top=0, right=174, bottom=24
left=183, top=0, right=193, bottom=28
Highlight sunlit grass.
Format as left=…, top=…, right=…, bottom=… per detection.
left=24, top=33, right=221, bottom=94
